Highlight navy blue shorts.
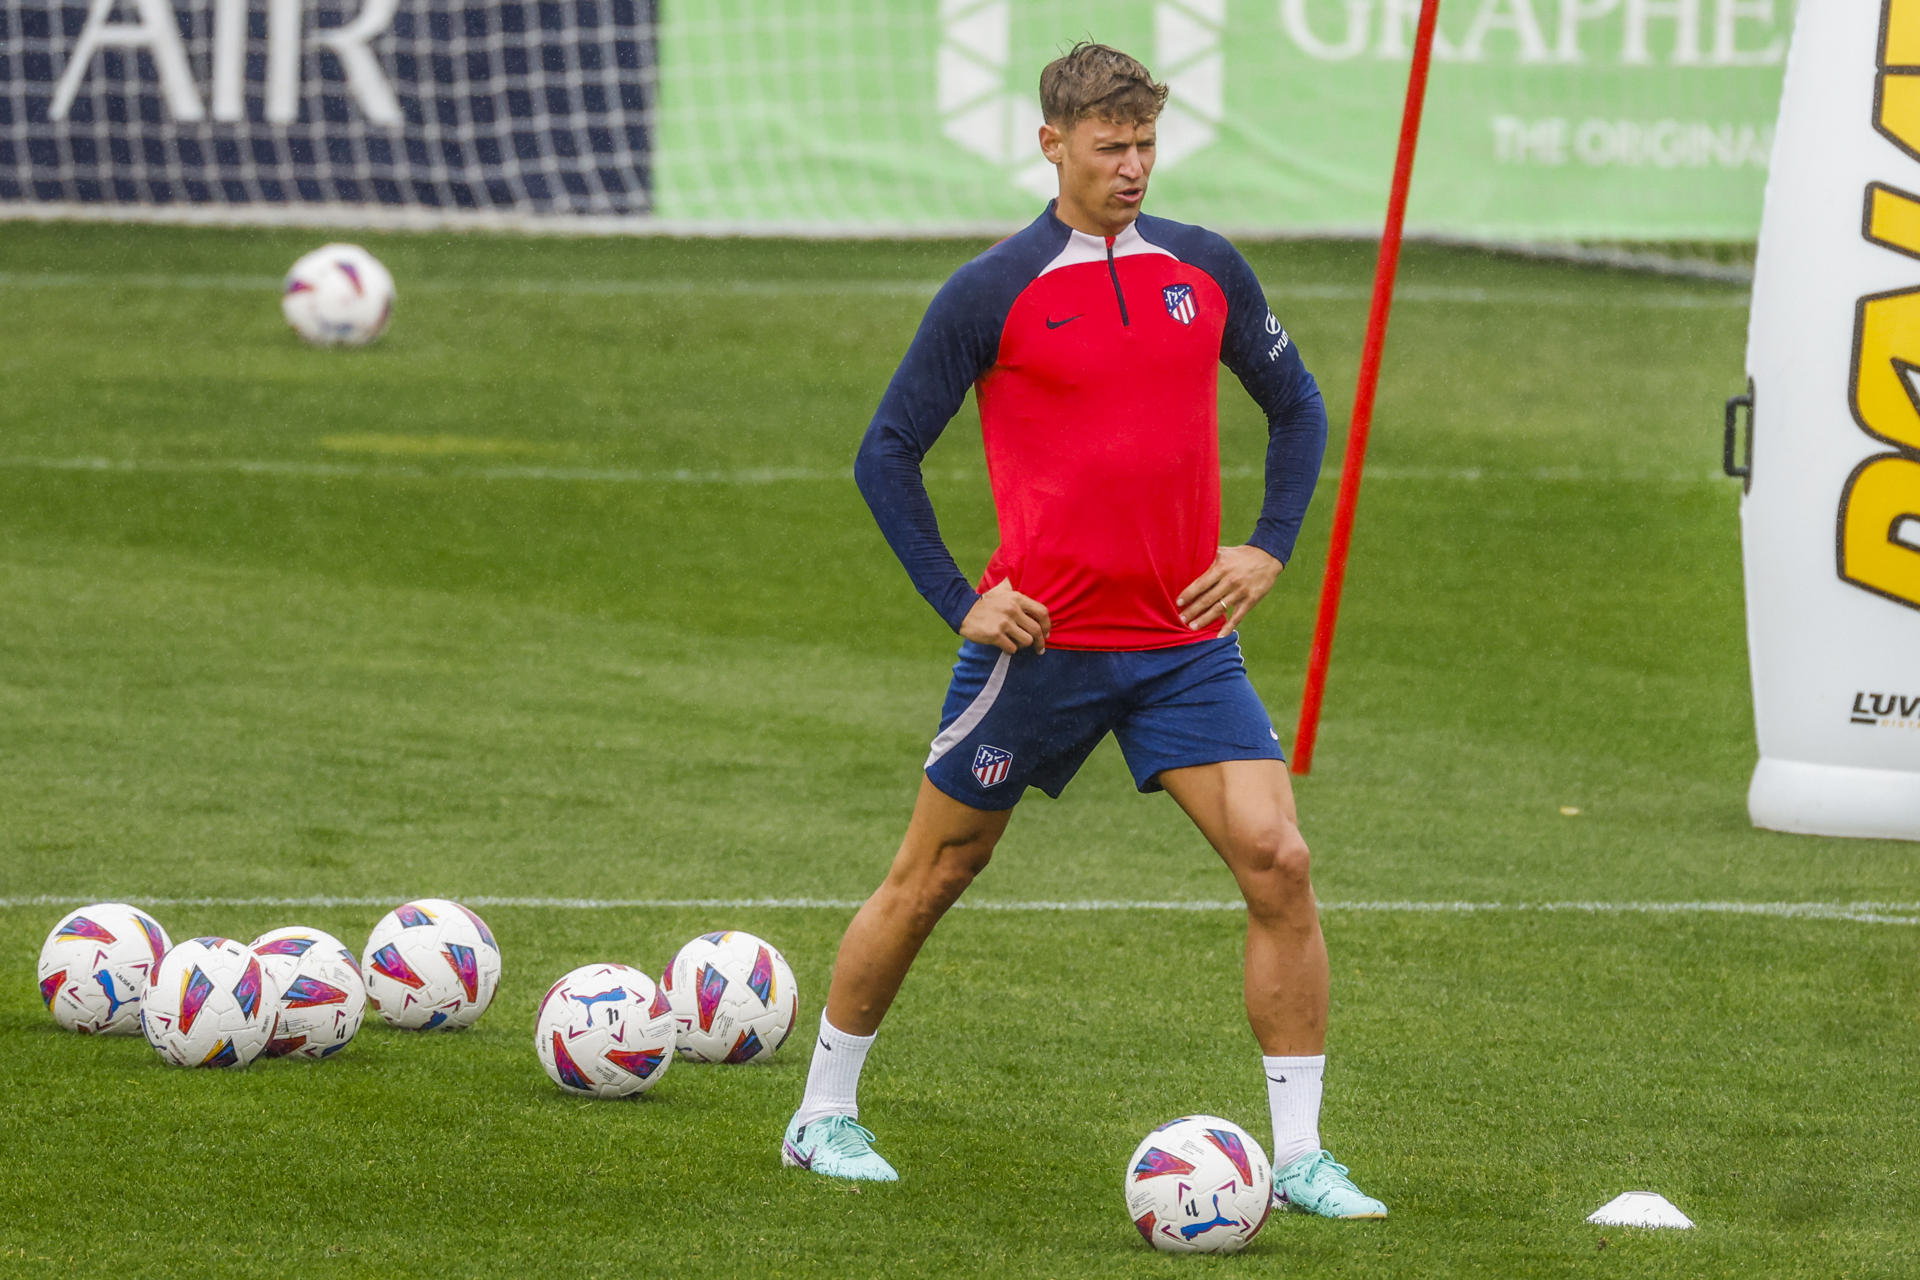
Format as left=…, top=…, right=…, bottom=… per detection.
left=922, top=635, right=1286, bottom=811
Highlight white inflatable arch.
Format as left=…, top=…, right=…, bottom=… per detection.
left=1736, top=0, right=1920, bottom=840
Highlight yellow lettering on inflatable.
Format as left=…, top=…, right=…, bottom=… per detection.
left=1866, top=182, right=1920, bottom=257
left=1879, top=0, right=1920, bottom=158
left=1885, top=0, right=1920, bottom=65
left=1845, top=1, right=1920, bottom=612
left=1851, top=289, right=1920, bottom=452
left=1883, top=78, right=1920, bottom=159
left=1839, top=454, right=1920, bottom=608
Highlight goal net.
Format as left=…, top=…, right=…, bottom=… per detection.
left=3, top=0, right=1788, bottom=259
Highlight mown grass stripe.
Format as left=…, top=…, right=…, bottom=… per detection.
left=0, top=455, right=1728, bottom=487
left=0, top=270, right=1748, bottom=308
left=6, top=895, right=1917, bottom=924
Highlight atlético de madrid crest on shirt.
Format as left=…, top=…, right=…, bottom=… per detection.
left=1163, top=283, right=1195, bottom=325
left=971, top=745, right=1012, bottom=788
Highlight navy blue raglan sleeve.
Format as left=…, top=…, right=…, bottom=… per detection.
left=853, top=264, right=1006, bottom=632
left=1212, top=240, right=1329, bottom=566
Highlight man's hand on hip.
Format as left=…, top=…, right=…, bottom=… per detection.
left=1178, top=545, right=1283, bottom=639
left=960, top=579, right=1051, bottom=655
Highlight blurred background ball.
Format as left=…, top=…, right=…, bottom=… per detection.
left=141, top=937, right=279, bottom=1068
left=661, top=930, right=797, bottom=1064
left=1123, top=1116, right=1272, bottom=1254
left=37, top=902, right=171, bottom=1035
left=251, top=926, right=368, bottom=1060
left=534, top=962, right=677, bottom=1098
left=362, top=898, right=501, bottom=1030
left=281, top=242, right=395, bottom=346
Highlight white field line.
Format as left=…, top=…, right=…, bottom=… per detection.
left=0, top=456, right=868, bottom=485
left=3, top=895, right=1916, bottom=925
left=0, top=456, right=1729, bottom=487
left=0, top=270, right=1748, bottom=309
left=0, top=271, right=938, bottom=299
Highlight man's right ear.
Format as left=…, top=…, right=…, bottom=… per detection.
left=1038, top=122, right=1063, bottom=164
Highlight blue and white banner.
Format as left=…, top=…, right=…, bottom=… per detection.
left=2, top=0, right=656, bottom=218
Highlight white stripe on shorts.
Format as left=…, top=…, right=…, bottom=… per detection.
left=924, top=650, right=1014, bottom=769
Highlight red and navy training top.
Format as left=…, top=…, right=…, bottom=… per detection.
left=855, top=202, right=1327, bottom=652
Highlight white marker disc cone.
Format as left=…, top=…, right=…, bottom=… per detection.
left=1587, top=1191, right=1694, bottom=1230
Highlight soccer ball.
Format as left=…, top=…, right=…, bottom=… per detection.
left=281, top=243, right=395, bottom=346
left=661, top=930, right=798, bottom=1064
left=250, top=926, right=368, bottom=1060
left=36, top=902, right=171, bottom=1035
left=534, top=963, right=677, bottom=1098
left=362, top=898, right=501, bottom=1030
left=141, top=937, right=280, bottom=1068
left=1123, top=1116, right=1273, bottom=1254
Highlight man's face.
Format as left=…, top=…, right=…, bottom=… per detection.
left=1040, top=116, right=1156, bottom=236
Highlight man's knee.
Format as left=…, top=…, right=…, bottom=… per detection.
left=1229, top=823, right=1313, bottom=912
left=888, top=829, right=999, bottom=924
left=928, top=831, right=997, bottom=895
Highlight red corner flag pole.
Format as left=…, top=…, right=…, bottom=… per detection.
left=1291, top=0, right=1443, bottom=775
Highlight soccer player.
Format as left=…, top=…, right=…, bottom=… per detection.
left=780, top=42, right=1386, bottom=1219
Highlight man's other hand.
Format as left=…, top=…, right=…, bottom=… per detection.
left=960, top=579, right=1051, bottom=655
left=1177, top=545, right=1283, bottom=638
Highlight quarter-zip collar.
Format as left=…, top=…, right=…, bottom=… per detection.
left=1035, top=202, right=1176, bottom=319
left=1103, top=235, right=1131, bottom=327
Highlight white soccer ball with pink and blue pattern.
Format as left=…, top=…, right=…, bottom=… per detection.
left=1123, top=1116, right=1272, bottom=1254
left=281, top=243, right=395, bottom=347
left=36, top=902, right=172, bottom=1035
left=250, top=926, right=368, bottom=1060
left=534, top=963, right=677, bottom=1098
left=361, top=898, right=501, bottom=1030
left=140, top=937, right=280, bottom=1069
left=661, top=930, right=798, bottom=1064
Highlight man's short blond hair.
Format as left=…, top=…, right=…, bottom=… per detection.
left=1038, top=42, right=1168, bottom=128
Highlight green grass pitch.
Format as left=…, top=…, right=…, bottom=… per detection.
left=1, top=223, right=1916, bottom=1278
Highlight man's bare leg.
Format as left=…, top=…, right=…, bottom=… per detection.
left=1157, top=759, right=1326, bottom=1054
left=826, top=779, right=1012, bottom=1034
left=1157, top=759, right=1385, bottom=1217
left=783, top=779, right=1010, bottom=1179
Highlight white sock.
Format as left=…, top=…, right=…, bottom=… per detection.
left=1263, top=1054, right=1326, bottom=1170
left=794, top=1016, right=875, bottom=1126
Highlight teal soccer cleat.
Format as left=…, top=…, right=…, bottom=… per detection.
left=781, top=1113, right=900, bottom=1182
left=1272, top=1150, right=1388, bottom=1219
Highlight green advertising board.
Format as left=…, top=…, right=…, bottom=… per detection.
left=652, top=0, right=1793, bottom=239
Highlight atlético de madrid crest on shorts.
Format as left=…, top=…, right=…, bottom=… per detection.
left=1163, top=284, right=1195, bottom=325
left=971, top=745, right=1012, bottom=788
